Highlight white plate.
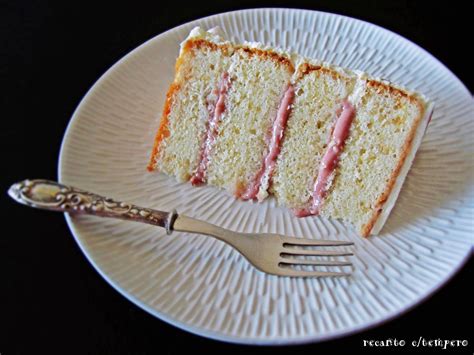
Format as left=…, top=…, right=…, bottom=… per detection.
left=58, top=9, right=474, bottom=344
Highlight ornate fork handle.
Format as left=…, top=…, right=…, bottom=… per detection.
left=8, top=179, right=177, bottom=234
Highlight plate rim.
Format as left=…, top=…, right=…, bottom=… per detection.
left=58, top=8, right=473, bottom=345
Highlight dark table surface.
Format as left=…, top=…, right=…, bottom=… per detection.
left=2, top=1, right=473, bottom=354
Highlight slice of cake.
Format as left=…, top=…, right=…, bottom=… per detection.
left=319, top=77, right=433, bottom=236
left=148, top=27, right=434, bottom=237
left=273, top=61, right=433, bottom=236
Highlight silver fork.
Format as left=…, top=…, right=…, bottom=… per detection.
left=8, top=179, right=354, bottom=277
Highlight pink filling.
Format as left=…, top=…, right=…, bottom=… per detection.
left=191, top=72, right=231, bottom=186
left=239, top=85, right=295, bottom=200
left=295, top=99, right=356, bottom=216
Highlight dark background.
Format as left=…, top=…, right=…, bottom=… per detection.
left=2, top=1, right=472, bottom=354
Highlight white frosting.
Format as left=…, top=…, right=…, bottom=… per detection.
left=183, top=26, right=226, bottom=43
left=207, top=26, right=225, bottom=38
left=256, top=174, right=270, bottom=202
left=370, top=100, right=434, bottom=235
left=348, top=72, right=368, bottom=104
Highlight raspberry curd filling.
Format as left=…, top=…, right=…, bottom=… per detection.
left=295, top=99, right=356, bottom=216
left=191, top=72, right=231, bottom=185
left=239, top=84, right=295, bottom=200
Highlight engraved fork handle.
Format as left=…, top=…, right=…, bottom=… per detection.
left=8, top=179, right=177, bottom=234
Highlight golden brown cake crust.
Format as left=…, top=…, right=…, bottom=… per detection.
left=234, top=46, right=295, bottom=73
left=360, top=83, right=426, bottom=237
left=182, top=38, right=233, bottom=56
left=296, top=62, right=350, bottom=82
left=147, top=83, right=180, bottom=171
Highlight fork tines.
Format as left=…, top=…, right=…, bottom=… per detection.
left=279, top=238, right=354, bottom=277
left=281, top=237, right=354, bottom=247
